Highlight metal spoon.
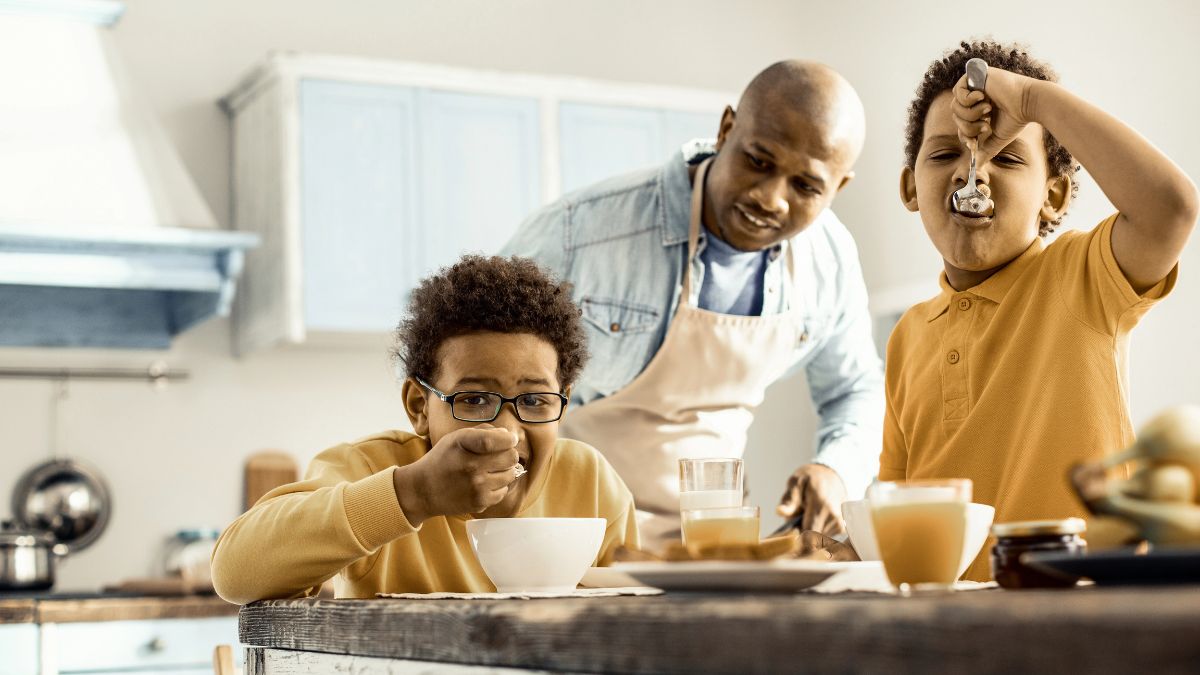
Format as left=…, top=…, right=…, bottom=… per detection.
left=512, top=463, right=527, bottom=480
left=951, top=58, right=992, bottom=215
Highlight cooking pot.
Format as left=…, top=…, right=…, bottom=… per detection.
left=1, top=458, right=111, bottom=591
left=0, top=520, right=68, bottom=591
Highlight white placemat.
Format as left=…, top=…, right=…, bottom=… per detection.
left=377, top=586, right=662, bottom=600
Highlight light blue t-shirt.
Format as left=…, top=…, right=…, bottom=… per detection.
left=696, top=229, right=769, bottom=316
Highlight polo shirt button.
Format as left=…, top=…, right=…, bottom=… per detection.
left=947, top=350, right=961, bottom=364
left=958, top=298, right=972, bottom=311
left=610, top=323, right=621, bottom=333
left=799, top=331, right=809, bottom=344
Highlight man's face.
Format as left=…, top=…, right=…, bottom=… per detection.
left=704, top=103, right=855, bottom=251
left=422, top=331, right=563, bottom=517
left=903, top=92, right=1053, bottom=276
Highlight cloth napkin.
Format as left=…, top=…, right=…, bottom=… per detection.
left=377, top=586, right=662, bottom=600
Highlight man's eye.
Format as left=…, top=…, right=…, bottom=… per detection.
left=460, top=395, right=490, bottom=406
left=994, top=153, right=1024, bottom=165
left=518, top=394, right=549, bottom=407
left=929, top=151, right=959, bottom=161
left=745, top=152, right=768, bottom=169
left=793, top=179, right=821, bottom=196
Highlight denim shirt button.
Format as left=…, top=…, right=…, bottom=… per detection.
left=610, top=323, right=621, bottom=333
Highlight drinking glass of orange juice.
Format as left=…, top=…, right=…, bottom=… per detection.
left=867, top=479, right=972, bottom=591
left=681, top=506, right=760, bottom=547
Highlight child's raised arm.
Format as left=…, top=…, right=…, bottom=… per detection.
left=954, top=67, right=1199, bottom=292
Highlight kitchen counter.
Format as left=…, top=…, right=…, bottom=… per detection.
left=239, top=586, right=1200, bottom=673
left=0, top=594, right=237, bottom=624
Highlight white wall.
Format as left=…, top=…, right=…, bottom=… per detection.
left=1, top=0, right=1197, bottom=589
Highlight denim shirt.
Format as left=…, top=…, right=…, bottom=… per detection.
left=501, top=144, right=884, bottom=498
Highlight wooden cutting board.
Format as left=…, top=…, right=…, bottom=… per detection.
left=243, top=450, right=299, bottom=512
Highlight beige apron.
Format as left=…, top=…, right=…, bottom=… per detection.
left=561, top=158, right=809, bottom=547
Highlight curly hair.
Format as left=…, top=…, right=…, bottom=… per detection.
left=904, top=40, right=1080, bottom=235
left=393, top=255, right=588, bottom=390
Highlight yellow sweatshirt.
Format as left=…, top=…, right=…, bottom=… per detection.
left=211, top=430, right=639, bottom=602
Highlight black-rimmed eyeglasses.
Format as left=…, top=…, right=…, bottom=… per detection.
left=415, top=377, right=567, bottom=423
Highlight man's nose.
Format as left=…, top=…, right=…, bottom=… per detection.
left=748, top=175, right=789, bottom=215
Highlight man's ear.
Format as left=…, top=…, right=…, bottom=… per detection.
left=899, top=166, right=920, bottom=212
left=714, top=106, right=736, bottom=152
left=836, top=171, right=856, bottom=194
left=560, top=386, right=573, bottom=418
left=1040, top=173, right=1072, bottom=224
left=401, top=378, right=430, bottom=436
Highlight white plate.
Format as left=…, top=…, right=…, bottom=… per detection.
left=579, top=566, right=647, bottom=588
left=613, top=559, right=862, bottom=592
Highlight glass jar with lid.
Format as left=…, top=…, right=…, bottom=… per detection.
left=163, top=528, right=220, bottom=592
left=990, top=518, right=1087, bottom=589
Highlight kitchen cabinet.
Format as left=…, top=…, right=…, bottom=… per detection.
left=221, top=54, right=731, bottom=354
left=0, top=595, right=239, bottom=674
left=46, top=616, right=238, bottom=673
left=0, top=624, right=38, bottom=675
left=559, top=103, right=713, bottom=193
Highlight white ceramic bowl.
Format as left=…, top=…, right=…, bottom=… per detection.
left=842, top=499, right=995, bottom=579
left=465, top=517, right=605, bottom=593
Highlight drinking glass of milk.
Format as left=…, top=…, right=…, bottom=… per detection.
left=679, top=458, right=744, bottom=511
left=868, top=478, right=973, bottom=592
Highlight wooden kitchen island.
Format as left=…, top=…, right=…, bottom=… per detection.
left=239, top=585, right=1200, bottom=674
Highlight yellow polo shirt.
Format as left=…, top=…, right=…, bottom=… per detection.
left=880, top=214, right=1176, bottom=581
left=211, top=430, right=638, bottom=602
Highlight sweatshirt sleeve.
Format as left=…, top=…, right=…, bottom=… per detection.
left=211, top=443, right=418, bottom=604
left=596, top=500, right=640, bottom=566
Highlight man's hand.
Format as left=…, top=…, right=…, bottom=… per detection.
left=393, top=426, right=520, bottom=526
left=796, top=530, right=859, bottom=562
left=776, top=463, right=848, bottom=537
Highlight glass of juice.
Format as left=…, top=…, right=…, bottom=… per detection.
left=678, top=458, right=743, bottom=511
left=681, top=506, right=760, bottom=547
left=867, top=479, right=972, bottom=591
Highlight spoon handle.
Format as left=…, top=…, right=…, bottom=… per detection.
left=965, top=58, right=988, bottom=92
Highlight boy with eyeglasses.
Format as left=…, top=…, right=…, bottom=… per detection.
left=212, top=255, right=638, bottom=601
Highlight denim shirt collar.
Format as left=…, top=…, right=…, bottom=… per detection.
left=659, top=147, right=695, bottom=248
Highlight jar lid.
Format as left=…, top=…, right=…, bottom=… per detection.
left=0, top=519, right=55, bottom=547
left=992, top=518, right=1087, bottom=538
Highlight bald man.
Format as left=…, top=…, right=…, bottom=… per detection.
left=502, top=61, right=883, bottom=549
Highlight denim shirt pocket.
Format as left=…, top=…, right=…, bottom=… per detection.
left=578, top=296, right=662, bottom=396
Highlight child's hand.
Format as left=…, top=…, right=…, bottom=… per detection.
left=951, top=66, right=1037, bottom=164
left=394, top=426, right=520, bottom=525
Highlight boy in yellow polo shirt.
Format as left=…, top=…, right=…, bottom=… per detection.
left=882, top=40, right=1197, bottom=580
left=212, top=256, right=638, bottom=601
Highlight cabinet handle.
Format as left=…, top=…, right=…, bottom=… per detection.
left=145, top=636, right=166, bottom=653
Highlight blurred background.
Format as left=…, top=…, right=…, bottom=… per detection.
left=1, top=0, right=1197, bottom=591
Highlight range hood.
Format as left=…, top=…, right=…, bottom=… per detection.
left=0, top=0, right=257, bottom=349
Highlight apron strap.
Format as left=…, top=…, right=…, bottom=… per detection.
left=681, top=157, right=713, bottom=304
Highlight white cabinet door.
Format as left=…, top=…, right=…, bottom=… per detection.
left=416, top=90, right=540, bottom=294
left=48, top=616, right=239, bottom=673
left=0, top=624, right=38, bottom=674
left=559, top=104, right=718, bottom=194
left=300, top=79, right=420, bottom=332
left=559, top=103, right=662, bottom=194
left=298, top=83, right=539, bottom=332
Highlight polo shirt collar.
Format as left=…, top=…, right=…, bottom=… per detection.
left=925, top=235, right=1047, bottom=322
